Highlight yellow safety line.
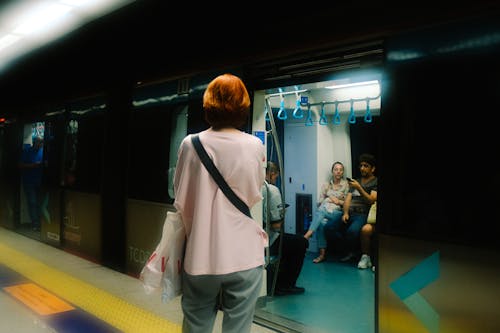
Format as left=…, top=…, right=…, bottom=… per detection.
left=0, top=243, right=181, bottom=333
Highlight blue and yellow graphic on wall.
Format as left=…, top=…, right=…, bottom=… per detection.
left=390, top=251, right=440, bottom=333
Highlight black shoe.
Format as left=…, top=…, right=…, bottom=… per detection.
left=32, top=227, right=40, bottom=232
left=274, top=286, right=305, bottom=296
left=273, top=288, right=289, bottom=296
left=288, top=286, right=305, bottom=294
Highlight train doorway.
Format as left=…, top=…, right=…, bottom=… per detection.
left=253, top=72, right=381, bottom=332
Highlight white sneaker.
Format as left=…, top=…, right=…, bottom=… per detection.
left=357, top=254, right=372, bottom=269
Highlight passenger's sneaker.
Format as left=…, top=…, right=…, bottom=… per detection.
left=357, top=254, right=372, bottom=269
left=340, top=252, right=354, bottom=262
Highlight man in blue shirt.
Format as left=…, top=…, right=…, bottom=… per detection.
left=19, top=136, right=44, bottom=231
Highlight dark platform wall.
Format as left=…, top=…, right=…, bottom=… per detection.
left=1, top=2, right=500, bottom=115
left=379, top=19, right=500, bottom=250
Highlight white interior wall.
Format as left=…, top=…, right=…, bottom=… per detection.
left=283, top=117, right=317, bottom=235
left=317, top=116, right=353, bottom=186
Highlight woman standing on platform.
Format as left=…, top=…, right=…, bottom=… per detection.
left=173, top=73, right=268, bottom=333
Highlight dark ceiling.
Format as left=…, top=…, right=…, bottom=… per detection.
left=0, top=1, right=499, bottom=112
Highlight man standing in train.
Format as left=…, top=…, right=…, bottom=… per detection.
left=18, top=136, right=44, bottom=232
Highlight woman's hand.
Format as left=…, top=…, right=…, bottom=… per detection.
left=329, top=196, right=341, bottom=205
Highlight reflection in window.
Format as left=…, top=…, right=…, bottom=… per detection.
left=127, top=106, right=176, bottom=203
left=168, top=105, right=188, bottom=199
left=62, top=114, right=104, bottom=193
left=63, top=119, right=78, bottom=186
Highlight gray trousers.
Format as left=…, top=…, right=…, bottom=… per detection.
left=181, top=266, right=263, bottom=333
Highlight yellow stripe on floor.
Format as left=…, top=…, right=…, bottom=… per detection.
left=0, top=243, right=181, bottom=333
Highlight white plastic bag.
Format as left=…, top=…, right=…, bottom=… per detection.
left=140, top=210, right=185, bottom=302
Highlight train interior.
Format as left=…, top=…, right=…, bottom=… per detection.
left=250, top=74, right=381, bottom=332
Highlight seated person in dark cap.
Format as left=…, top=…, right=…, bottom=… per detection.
left=263, top=161, right=308, bottom=295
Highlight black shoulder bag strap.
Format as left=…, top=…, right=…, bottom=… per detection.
left=191, top=134, right=251, bottom=218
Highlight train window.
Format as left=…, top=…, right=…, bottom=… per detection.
left=63, top=119, right=77, bottom=187
left=62, top=113, right=105, bottom=193
left=40, top=115, right=65, bottom=188
left=127, top=95, right=208, bottom=204
left=167, top=105, right=188, bottom=199
left=128, top=105, right=177, bottom=203
left=20, top=122, right=45, bottom=170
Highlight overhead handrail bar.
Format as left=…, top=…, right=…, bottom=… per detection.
left=265, top=92, right=379, bottom=109
left=265, top=92, right=380, bottom=125
left=306, top=94, right=380, bottom=107
left=265, top=88, right=308, bottom=98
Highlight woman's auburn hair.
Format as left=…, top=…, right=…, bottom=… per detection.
left=203, top=73, right=251, bottom=129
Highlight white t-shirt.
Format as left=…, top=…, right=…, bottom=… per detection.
left=262, top=182, right=282, bottom=246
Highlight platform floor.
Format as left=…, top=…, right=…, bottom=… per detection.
left=0, top=227, right=276, bottom=333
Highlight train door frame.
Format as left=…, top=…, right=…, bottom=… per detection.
left=59, top=96, right=109, bottom=265
left=252, top=57, right=384, bottom=329
left=0, top=117, right=22, bottom=231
